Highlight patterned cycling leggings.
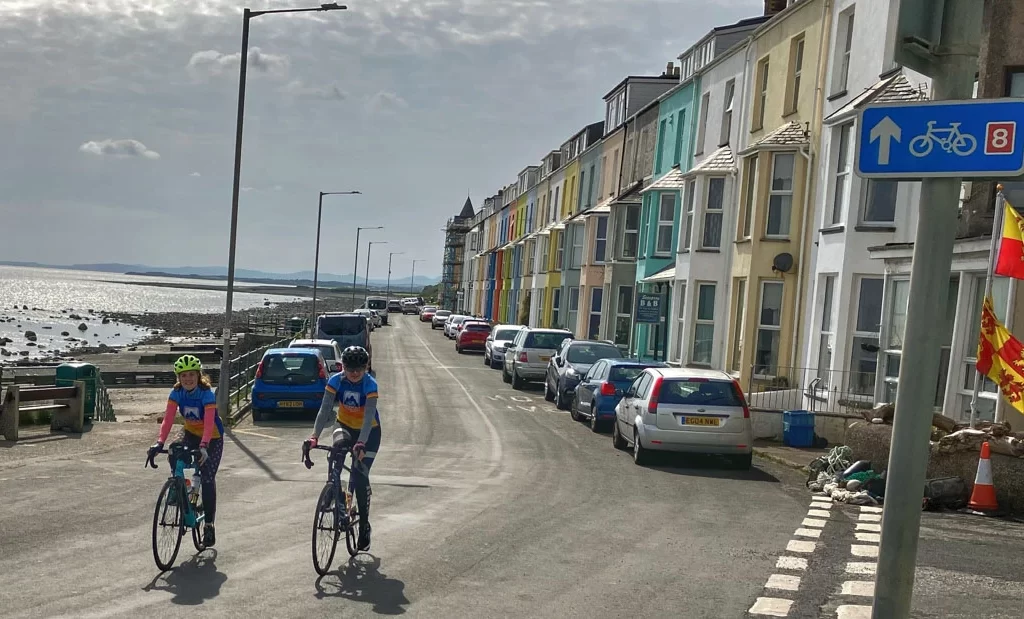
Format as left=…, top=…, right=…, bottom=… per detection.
left=169, top=432, right=224, bottom=524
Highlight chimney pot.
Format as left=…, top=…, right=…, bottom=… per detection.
left=666, top=61, right=673, bottom=75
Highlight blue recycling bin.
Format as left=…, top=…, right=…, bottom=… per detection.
left=783, top=409, right=815, bottom=448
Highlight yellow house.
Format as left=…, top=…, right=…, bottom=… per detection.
left=728, top=0, right=831, bottom=387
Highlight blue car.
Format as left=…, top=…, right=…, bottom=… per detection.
left=250, top=348, right=329, bottom=422
left=573, top=359, right=669, bottom=432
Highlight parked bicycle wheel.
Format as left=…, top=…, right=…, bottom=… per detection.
left=152, top=478, right=185, bottom=571
left=312, top=484, right=339, bottom=575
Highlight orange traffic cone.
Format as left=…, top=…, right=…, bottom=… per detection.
left=967, top=441, right=999, bottom=512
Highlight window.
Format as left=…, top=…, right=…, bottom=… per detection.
left=673, top=110, right=686, bottom=166
left=622, top=205, right=640, bottom=258
left=539, top=236, right=549, bottom=273
left=587, top=165, right=596, bottom=209
left=696, top=92, right=710, bottom=155
left=578, top=170, right=586, bottom=212
left=611, top=149, right=620, bottom=197
left=767, top=153, right=795, bottom=237
left=720, top=79, right=735, bottom=146
left=1008, top=70, right=1024, bottom=97
left=740, top=157, right=757, bottom=238
left=567, top=287, right=580, bottom=332
left=553, top=186, right=560, bottom=220
left=830, top=123, right=853, bottom=225
left=817, top=275, right=836, bottom=386
left=594, top=216, right=608, bottom=263
left=656, top=119, right=668, bottom=171
left=615, top=286, right=633, bottom=346
left=570, top=224, right=584, bottom=268
left=526, top=240, right=535, bottom=274
left=554, top=231, right=564, bottom=270
left=863, top=180, right=898, bottom=223
left=849, top=278, right=883, bottom=396
left=683, top=180, right=695, bottom=251
left=552, top=288, right=561, bottom=325
left=702, top=178, right=725, bottom=248
left=754, top=58, right=769, bottom=130
left=787, top=36, right=805, bottom=114
left=755, top=281, right=783, bottom=376
left=833, top=10, right=855, bottom=94
left=656, top=193, right=676, bottom=255
left=692, top=283, right=716, bottom=365
left=676, top=282, right=687, bottom=362
left=731, top=279, right=746, bottom=372
left=588, top=288, right=603, bottom=339
left=957, top=277, right=1007, bottom=420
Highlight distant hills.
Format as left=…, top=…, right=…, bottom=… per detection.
left=0, top=261, right=441, bottom=288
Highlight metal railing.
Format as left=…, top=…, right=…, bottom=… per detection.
left=745, top=365, right=877, bottom=417
left=94, top=372, right=117, bottom=422
left=225, top=336, right=291, bottom=419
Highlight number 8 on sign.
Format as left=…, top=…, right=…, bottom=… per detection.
left=985, top=122, right=1017, bottom=155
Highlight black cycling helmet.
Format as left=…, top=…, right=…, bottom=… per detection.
left=341, top=346, right=369, bottom=370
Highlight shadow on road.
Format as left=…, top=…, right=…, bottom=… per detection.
left=313, top=554, right=409, bottom=615
left=223, top=428, right=284, bottom=482
left=143, top=550, right=227, bottom=605
left=644, top=453, right=781, bottom=483
left=0, top=428, right=90, bottom=449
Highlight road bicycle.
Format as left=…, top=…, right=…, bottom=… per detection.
left=145, top=444, right=207, bottom=571
left=909, top=121, right=978, bottom=157
left=302, top=432, right=372, bottom=575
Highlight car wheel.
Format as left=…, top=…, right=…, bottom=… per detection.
left=590, top=410, right=603, bottom=433
left=483, top=353, right=490, bottom=366
left=511, top=369, right=524, bottom=390
left=555, top=385, right=568, bottom=411
left=490, top=356, right=502, bottom=370
left=456, top=344, right=462, bottom=353
left=633, top=430, right=649, bottom=466
left=612, top=420, right=627, bottom=450
left=543, top=379, right=555, bottom=402
left=502, top=365, right=511, bottom=383
left=731, top=453, right=753, bottom=470
left=251, top=408, right=264, bottom=422
left=569, top=395, right=581, bottom=421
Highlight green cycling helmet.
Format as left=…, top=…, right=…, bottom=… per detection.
left=173, top=354, right=203, bottom=374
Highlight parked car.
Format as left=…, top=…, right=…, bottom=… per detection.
left=419, top=306, right=437, bottom=322
left=250, top=348, right=330, bottom=422
left=364, top=296, right=389, bottom=325
left=445, top=315, right=469, bottom=339
left=314, top=312, right=373, bottom=373
left=456, top=321, right=491, bottom=353
left=401, top=300, right=419, bottom=315
left=544, top=339, right=624, bottom=410
left=484, top=324, right=524, bottom=369
left=431, top=309, right=452, bottom=329
left=288, top=338, right=344, bottom=374
left=612, top=368, right=753, bottom=469
left=354, top=308, right=377, bottom=331
left=573, top=359, right=669, bottom=432
left=387, top=299, right=403, bottom=313
left=502, top=327, right=573, bottom=389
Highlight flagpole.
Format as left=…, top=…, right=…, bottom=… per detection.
left=969, top=185, right=1007, bottom=429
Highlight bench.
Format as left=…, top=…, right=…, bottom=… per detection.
left=0, top=382, right=86, bottom=441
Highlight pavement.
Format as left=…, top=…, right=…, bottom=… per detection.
left=1, top=315, right=1023, bottom=618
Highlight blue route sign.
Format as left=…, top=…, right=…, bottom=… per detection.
left=856, top=99, right=1024, bottom=179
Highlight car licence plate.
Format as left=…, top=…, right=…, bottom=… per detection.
left=278, top=401, right=303, bottom=408
left=540, top=356, right=550, bottom=362
left=682, top=416, right=720, bottom=426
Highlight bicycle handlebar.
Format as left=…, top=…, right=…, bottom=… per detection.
left=145, top=445, right=203, bottom=470
left=301, top=440, right=369, bottom=475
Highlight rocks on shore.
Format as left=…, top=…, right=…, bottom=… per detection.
left=77, top=323, right=88, bottom=331
left=24, top=330, right=37, bottom=341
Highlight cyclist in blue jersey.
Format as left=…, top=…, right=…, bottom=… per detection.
left=147, top=354, right=224, bottom=547
left=306, top=345, right=380, bottom=551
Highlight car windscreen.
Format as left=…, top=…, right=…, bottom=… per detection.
left=423, top=307, right=437, bottom=312
left=659, top=379, right=744, bottom=407
left=435, top=310, right=451, bottom=317
left=493, top=328, right=520, bottom=341
left=316, top=346, right=337, bottom=361
left=525, top=332, right=570, bottom=349
left=610, top=365, right=652, bottom=382
left=566, top=344, right=622, bottom=364
left=465, top=323, right=491, bottom=332
left=366, top=299, right=386, bottom=310
left=317, top=316, right=365, bottom=336
left=260, top=353, right=321, bottom=385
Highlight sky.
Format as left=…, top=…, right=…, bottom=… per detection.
left=0, top=0, right=761, bottom=279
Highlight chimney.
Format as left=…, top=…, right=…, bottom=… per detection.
left=764, top=0, right=787, bottom=16
left=665, top=61, right=674, bottom=76
left=674, top=65, right=680, bottom=77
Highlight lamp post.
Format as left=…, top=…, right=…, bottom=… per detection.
left=351, top=226, right=383, bottom=307
left=312, top=190, right=361, bottom=326
left=386, top=251, right=404, bottom=300
left=218, top=3, right=347, bottom=421
left=410, top=259, right=426, bottom=295
left=363, top=241, right=387, bottom=306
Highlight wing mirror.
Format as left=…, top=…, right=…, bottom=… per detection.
left=335, top=362, right=343, bottom=372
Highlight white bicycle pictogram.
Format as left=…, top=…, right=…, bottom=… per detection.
left=909, top=121, right=978, bottom=157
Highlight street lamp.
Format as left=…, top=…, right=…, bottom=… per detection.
left=352, top=226, right=383, bottom=306
left=363, top=241, right=388, bottom=305
left=311, top=191, right=361, bottom=325
left=410, top=259, right=427, bottom=295
left=218, top=3, right=347, bottom=420
left=385, top=251, right=404, bottom=300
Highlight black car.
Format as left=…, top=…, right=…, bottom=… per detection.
left=544, top=340, right=623, bottom=410
left=387, top=299, right=403, bottom=313
left=314, top=313, right=373, bottom=373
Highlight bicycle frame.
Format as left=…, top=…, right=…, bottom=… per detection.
left=302, top=439, right=370, bottom=527
left=146, top=444, right=205, bottom=529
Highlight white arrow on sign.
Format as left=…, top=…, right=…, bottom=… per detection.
left=870, top=116, right=902, bottom=165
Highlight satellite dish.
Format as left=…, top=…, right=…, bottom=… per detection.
left=772, top=253, right=794, bottom=273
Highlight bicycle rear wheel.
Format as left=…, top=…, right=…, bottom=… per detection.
left=312, top=484, right=339, bottom=575
left=152, top=478, right=185, bottom=571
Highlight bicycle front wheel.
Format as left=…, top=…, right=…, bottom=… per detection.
left=192, top=504, right=206, bottom=552
left=312, top=484, right=339, bottom=576
left=152, top=478, right=185, bottom=571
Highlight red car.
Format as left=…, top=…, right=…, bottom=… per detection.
left=419, top=306, right=437, bottom=322
left=456, top=321, right=491, bottom=353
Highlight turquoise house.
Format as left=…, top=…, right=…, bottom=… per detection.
left=633, top=78, right=699, bottom=359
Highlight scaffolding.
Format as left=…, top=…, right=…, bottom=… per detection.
left=440, top=215, right=469, bottom=311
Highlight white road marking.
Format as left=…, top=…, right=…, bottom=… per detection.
left=765, top=574, right=801, bottom=591
left=232, top=429, right=281, bottom=440
left=855, top=532, right=880, bottom=543
left=802, top=517, right=827, bottom=528
left=851, top=544, right=879, bottom=558
left=855, top=523, right=881, bottom=532
left=807, top=509, right=831, bottom=518
left=859, top=505, right=883, bottom=513
left=786, top=540, right=816, bottom=553
left=748, top=597, right=793, bottom=616
left=811, top=494, right=832, bottom=502
left=776, top=556, right=808, bottom=570
left=858, top=513, right=881, bottom=522
left=810, top=499, right=833, bottom=508
left=836, top=604, right=872, bottom=618
left=841, top=581, right=875, bottom=597
left=794, top=528, right=821, bottom=539
left=846, top=562, right=877, bottom=575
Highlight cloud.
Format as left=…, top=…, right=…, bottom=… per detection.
left=187, top=47, right=289, bottom=78
left=365, top=90, right=408, bottom=115
left=79, top=139, right=160, bottom=159
left=284, top=79, right=347, bottom=101
left=189, top=171, right=201, bottom=177
left=241, top=186, right=256, bottom=192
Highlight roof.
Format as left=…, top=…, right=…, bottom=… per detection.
left=651, top=367, right=735, bottom=381
left=289, top=339, right=336, bottom=345
left=641, top=265, right=676, bottom=283
left=742, top=121, right=808, bottom=153
left=602, top=74, right=679, bottom=100
left=605, top=359, right=670, bottom=367
left=689, top=145, right=735, bottom=175
left=824, top=73, right=927, bottom=124
left=641, top=166, right=687, bottom=193
left=459, top=196, right=475, bottom=218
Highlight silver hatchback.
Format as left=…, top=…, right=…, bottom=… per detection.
left=502, top=327, right=573, bottom=389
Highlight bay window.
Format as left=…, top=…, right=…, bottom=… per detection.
left=755, top=281, right=784, bottom=376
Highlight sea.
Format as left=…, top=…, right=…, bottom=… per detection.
left=0, top=265, right=309, bottom=361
